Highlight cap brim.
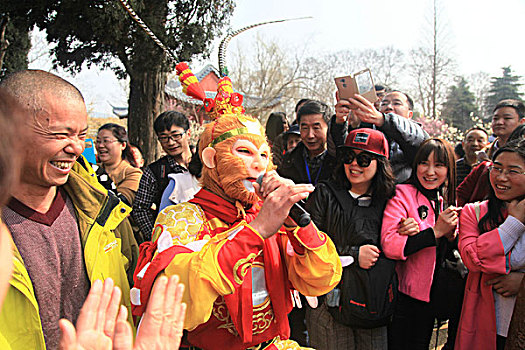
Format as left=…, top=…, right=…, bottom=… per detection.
left=337, top=145, right=386, bottom=157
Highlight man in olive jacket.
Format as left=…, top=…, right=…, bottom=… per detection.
left=0, top=70, right=138, bottom=350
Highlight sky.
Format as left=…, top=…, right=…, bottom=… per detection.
left=28, top=0, right=525, bottom=116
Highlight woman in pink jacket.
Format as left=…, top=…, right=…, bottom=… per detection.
left=381, top=138, right=460, bottom=350
left=456, top=139, right=525, bottom=350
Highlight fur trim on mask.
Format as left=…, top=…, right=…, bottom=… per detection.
left=199, top=116, right=274, bottom=206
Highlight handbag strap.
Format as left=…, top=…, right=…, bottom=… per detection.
left=324, top=181, right=354, bottom=211
left=474, top=202, right=482, bottom=222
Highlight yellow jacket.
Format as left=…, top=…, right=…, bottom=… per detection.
left=0, top=157, right=138, bottom=349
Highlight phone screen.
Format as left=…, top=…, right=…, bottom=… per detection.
left=355, top=70, right=374, bottom=95
left=334, top=68, right=378, bottom=103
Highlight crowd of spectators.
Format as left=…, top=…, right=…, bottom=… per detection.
left=0, top=69, right=523, bottom=350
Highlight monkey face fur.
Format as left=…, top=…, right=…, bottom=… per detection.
left=199, top=116, right=274, bottom=206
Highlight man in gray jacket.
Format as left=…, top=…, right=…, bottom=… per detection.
left=330, top=91, right=428, bottom=183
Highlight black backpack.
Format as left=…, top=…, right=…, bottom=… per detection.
left=324, top=182, right=398, bottom=329
left=148, top=156, right=186, bottom=215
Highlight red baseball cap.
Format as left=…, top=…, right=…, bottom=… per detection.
left=341, top=128, right=389, bottom=158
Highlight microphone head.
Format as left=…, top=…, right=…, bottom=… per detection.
left=256, top=174, right=264, bottom=186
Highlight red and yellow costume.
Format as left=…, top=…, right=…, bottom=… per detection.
left=131, top=63, right=341, bottom=350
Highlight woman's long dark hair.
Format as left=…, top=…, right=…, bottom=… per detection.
left=479, top=139, right=525, bottom=232
left=97, top=123, right=136, bottom=167
left=188, top=140, right=202, bottom=178
left=409, top=138, right=456, bottom=205
left=333, top=148, right=396, bottom=201
left=265, top=112, right=287, bottom=143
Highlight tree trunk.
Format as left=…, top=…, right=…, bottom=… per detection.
left=127, top=68, right=167, bottom=165
left=431, top=0, right=438, bottom=120
left=0, top=16, right=9, bottom=72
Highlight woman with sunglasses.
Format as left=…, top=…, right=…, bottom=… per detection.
left=305, top=128, right=396, bottom=349
left=455, top=139, right=525, bottom=350
left=381, top=138, right=459, bottom=350
left=95, top=123, right=142, bottom=206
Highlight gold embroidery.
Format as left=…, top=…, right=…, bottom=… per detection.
left=213, top=297, right=238, bottom=336
left=212, top=297, right=276, bottom=337
left=273, top=338, right=313, bottom=349
left=246, top=336, right=279, bottom=350
left=246, top=343, right=263, bottom=350
left=155, top=203, right=206, bottom=245
left=252, top=308, right=274, bottom=335
left=233, top=252, right=257, bottom=285
left=253, top=296, right=270, bottom=312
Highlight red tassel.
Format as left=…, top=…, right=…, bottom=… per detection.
left=176, top=62, right=206, bottom=101
left=186, top=83, right=206, bottom=101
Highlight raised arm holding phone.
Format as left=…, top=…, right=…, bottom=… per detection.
left=331, top=71, right=428, bottom=183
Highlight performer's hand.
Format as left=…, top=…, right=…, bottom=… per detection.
left=398, top=218, right=420, bottom=236
left=348, top=94, right=385, bottom=127
left=252, top=172, right=314, bottom=238
left=486, top=272, right=524, bottom=297
left=358, top=245, right=380, bottom=269
left=255, top=171, right=294, bottom=199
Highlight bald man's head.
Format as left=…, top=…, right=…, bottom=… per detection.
left=0, top=70, right=85, bottom=118
left=0, top=70, right=89, bottom=190
left=0, top=88, right=22, bottom=206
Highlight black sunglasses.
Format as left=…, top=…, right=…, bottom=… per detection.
left=341, top=149, right=375, bottom=167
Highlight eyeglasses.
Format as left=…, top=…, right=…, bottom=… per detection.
left=95, top=138, right=120, bottom=146
left=158, top=132, right=185, bottom=144
left=489, top=165, right=525, bottom=178
left=380, top=100, right=404, bottom=108
left=341, top=149, right=375, bottom=167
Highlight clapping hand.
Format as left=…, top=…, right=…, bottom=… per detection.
left=398, top=218, right=420, bottom=236
left=59, top=278, right=120, bottom=350
left=127, top=275, right=186, bottom=350
left=434, top=207, right=459, bottom=239
left=59, top=276, right=186, bottom=350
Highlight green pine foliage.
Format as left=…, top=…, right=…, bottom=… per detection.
left=0, top=17, right=30, bottom=79
left=441, top=76, right=478, bottom=131
left=484, top=66, right=523, bottom=118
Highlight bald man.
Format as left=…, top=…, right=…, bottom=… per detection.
left=0, top=70, right=137, bottom=350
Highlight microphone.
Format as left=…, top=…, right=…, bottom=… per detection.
left=256, top=175, right=312, bottom=227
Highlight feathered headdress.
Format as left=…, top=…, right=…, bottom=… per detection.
left=176, top=62, right=245, bottom=118
left=175, top=62, right=263, bottom=148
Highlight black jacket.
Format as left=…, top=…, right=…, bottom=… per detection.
left=329, top=113, right=428, bottom=183
left=305, top=180, right=387, bottom=261
left=277, top=142, right=337, bottom=185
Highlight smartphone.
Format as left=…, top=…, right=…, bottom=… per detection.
left=334, top=68, right=378, bottom=104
